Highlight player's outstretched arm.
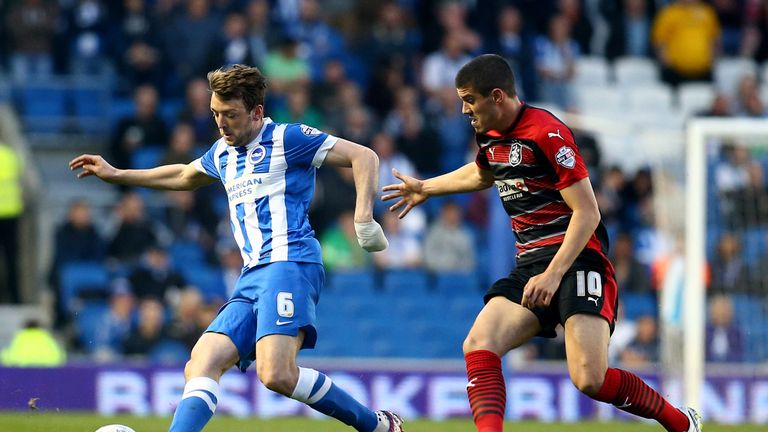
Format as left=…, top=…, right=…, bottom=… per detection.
left=323, top=139, right=388, bottom=252
left=381, top=162, right=494, bottom=218
left=69, top=154, right=215, bottom=191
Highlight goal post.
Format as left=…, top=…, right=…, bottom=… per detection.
left=684, top=118, right=768, bottom=411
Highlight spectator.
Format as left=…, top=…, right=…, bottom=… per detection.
left=601, top=0, right=655, bottom=59
left=5, top=0, right=58, bottom=82
left=607, top=301, right=637, bottom=364
left=535, top=14, right=579, bottom=110
left=359, top=1, right=420, bottom=76
left=557, top=0, right=593, bottom=55
left=595, top=165, right=627, bottom=232
left=698, top=92, right=733, bottom=117
left=244, top=0, right=277, bottom=68
left=272, top=85, right=324, bottom=126
left=128, top=246, right=186, bottom=301
left=710, top=0, right=746, bottom=56
left=486, top=5, right=536, bottom=100
left=210, top=12, right=255, bottom=68
left=163, top=189, right=218, bottom=245
left=63, top=0, right=110, bottom=76
left=162, top=0, right=221, bottom=87
left=705, top=294, right=745, bottom=362
left=652, top=0, right=720, bottom=86
left=0, top=320, right=66, bottom=367
left=340, top=106, right=375, bottom=147
left=373, top=212, right=423, bottom=270
left=372, top=132, right=416, bottom=190
left=49, top=199, right=105, bottom=316
left=384, top=86, right=440, bottom=175
left=420, top=0, right=481, bottom=54
left=421, top=30, right=472, bottom=98
left=113, top=0, right=165, bottom=93
left=715, top=144, right=752, bottom=195
left=310, top=166, right=357, bottom=236
left=160, top=123, right=198, bottom=166
left=722, top=162, right=768, bottom=228
left=262, top=35, right=311, bottom=97
left=110, top=84, right=169, bottom=170
left=427, top=87, right=474, bottom=172
left=424, top=201, right=476, bottom=273
left=620, top=315, right=659, bottom=366
left=312, top=58, right=348, bottom=119
left=123, top=297, right=168, bottom=355
left=167, top=288, right=205, bottom=350
left=283, top=0, right=346, bottom=77
left=709, top=232, right=750, bottom=294
left=733, top=73, right=760, bottom=115
left=217, top=244, right=242, bottom=297
left=177, top=78, right=221, bottom=144
left=90, top=284, right=135, bottom=360
left=612, top=232, right=651, bottom=293
left=0, top=142, right=24, bottom=304
left=107, top=192, right=162, bottom=264
left=320, top=210, right=371, bottom=271
left=365, top=56, right=408, bottom=119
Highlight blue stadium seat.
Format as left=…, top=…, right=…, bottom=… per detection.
left=130, top=146, right=165, bottom=170
left=19, top=83, right=68, bottom=132
left=381, top=269, right=429, bottom=294
left=75, top=301, right=110, bottom=352
left=179, top=265, right=226, bottom=301
left=149, top=340, right=189, bottom=365
left=169, top=241, right=206, bottom=267
left=621, top=292, right=657, bottom=320
left=70, top=82, right=109, bottom=117
left=435, top=272, right=481, bottom=294
left=59, top=261, right=110, bottom=313
left=327, top=270, right=375, bottom=293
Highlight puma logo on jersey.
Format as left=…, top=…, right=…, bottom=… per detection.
left=588, top=297, right=599, bottom=306
left=488, top=147, right=495, bottom=159
left=548, top=129, right=564, bottom=140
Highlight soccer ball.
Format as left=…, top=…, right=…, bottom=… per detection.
left=94, top=425, right=136, bottom=432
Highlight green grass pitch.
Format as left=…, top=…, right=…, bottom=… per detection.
left=0, top=413, right=763, bottom=432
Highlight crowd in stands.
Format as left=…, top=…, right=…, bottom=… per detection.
left=2, top=0, right=768, bottom=364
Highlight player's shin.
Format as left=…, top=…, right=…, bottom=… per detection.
left=465, top=350, right=505, bottom=432
left=290, top=367, right=379, bottom=432
left=168, top=377, right=220, bottom=432
left=593, top=368, right=689, bottom=432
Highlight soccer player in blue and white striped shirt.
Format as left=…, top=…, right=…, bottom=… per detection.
left=70, top=64, right=403, bottom=432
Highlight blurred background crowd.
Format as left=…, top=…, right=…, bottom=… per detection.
left=0, top=0, right=767, bottom=367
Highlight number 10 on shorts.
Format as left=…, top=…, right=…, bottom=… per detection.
left=576, top=271, right=602, bottom=298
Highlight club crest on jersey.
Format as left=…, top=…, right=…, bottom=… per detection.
left=555, top=145, right=576, bottom=169
left=300, top=124, right=322, bottom=136
left=250, top=145, right=267, bottom=164
left=509, top=143, right=522, bottom=166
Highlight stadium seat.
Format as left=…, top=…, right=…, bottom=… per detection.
left=381, top=269, right=429, bottom=294
left=614, top=57, right=659, bottom=86
left=130, top=146, right=165, bottom=170
left=621, top=292, right=657, bottom=320
left=148, top=340, right=190, bottom=365
left=74, top=301, right=110, bottom=352
left=714, top=57, right=758, bottom=93
left=573, top=85, right=624, bottom=117
left=59, top=261, right=110, bottom=313
left=434, top=272, right=481, bottom=294
left=625, top=83, right=674, bottom=114
left=19, top=82, right=68, bottom=132
left=327, top=270, right=376, bottom=293
left=678, top=82, right=716, bottom=117
left=179, top=265, right=226, bottom=301
left=169, top=240, right=206, bottom=267
left=574, top=56, right=611, bottom=86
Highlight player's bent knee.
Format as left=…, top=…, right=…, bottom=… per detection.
left=258, top=368, right=297, bottom=396
left=571, top=371, right=605, bottom=397
left=463, top=333, right=499, bottom=355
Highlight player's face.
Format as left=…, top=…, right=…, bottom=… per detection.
left=210, top=92, right=261, bottom=147
left=457, top=87, right=501, bottom=134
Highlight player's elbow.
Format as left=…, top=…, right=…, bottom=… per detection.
left=355, top=146, right=379, bottom=170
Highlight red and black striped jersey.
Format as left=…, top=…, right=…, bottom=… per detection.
left=475, top=103, right=610, bottom=266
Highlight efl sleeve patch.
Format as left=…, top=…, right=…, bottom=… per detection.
left=555, top=145, right=576, bottom=169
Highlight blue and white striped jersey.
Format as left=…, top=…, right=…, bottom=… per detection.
left=193, top=118, right=337, bottom=269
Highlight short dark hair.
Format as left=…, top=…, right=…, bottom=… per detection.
left=455, top=54, right=516, bottom=97
left=207, top=64, right=268, bottom=112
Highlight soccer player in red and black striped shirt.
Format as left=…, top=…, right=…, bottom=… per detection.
left=382, top=54, right=701, bottom=432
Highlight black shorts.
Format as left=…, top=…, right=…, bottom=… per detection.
left=484, top=258, right=619, bottom=338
